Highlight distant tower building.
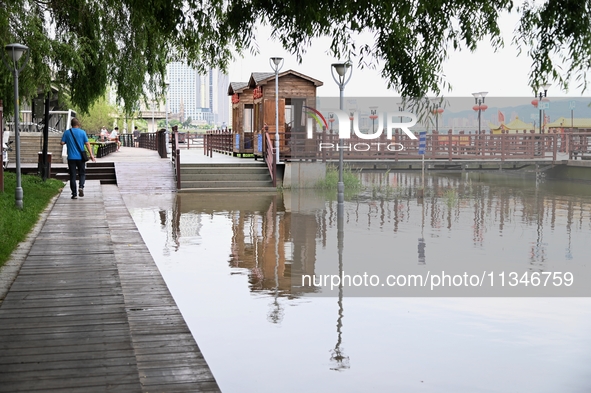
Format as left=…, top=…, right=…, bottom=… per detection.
left=167, top=62, right=229, bottom=126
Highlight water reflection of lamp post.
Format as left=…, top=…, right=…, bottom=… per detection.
left=330, top=206, right=349, bottom=371
left=2, top=43, right=30, bottom=209
left=331, top=61, right=352, bottom=214
left=268, top=196, right=284, bottom=324
left=270, top=57, right=284, bottom=163
left=418, top=192, right=426, bottom=265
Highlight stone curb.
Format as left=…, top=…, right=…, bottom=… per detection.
left=0, top=191, right=61, bottom=305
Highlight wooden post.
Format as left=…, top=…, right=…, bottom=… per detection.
left=448, top=130, right=452, bottom=161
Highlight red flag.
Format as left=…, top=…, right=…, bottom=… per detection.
left=498, top=110, right=505, bottom=123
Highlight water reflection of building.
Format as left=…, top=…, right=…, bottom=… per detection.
left=167, top=192, right=319, bottom=297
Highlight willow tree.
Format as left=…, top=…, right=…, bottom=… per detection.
left=1, top=0, right=590, bottom=115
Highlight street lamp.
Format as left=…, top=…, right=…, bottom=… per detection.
left=2, top=43, right=30, bottom=209
left=165, top=79, right=170, bottom=153
left=269, top=57, right=284, bottom=164
left=328, top=113, right=335, bottom=133
left=431, top=101, right=444, bottom=133
left=471, top=92, right=488, bottom=134
left=369, top=106, right=378, bottom=134
left=331, top=61, right=353, bottom=212
left=531, top=84, right=551, bottom=133
left=151, top=99, right=156, bottom=133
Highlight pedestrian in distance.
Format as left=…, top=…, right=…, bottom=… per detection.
left=133, top=126, right=140, bottom=147
left=60, top=118, right=96, bottom=199
left=99, top=126, right=109, bottom=142
left=110, top=127, right=121, bottom=151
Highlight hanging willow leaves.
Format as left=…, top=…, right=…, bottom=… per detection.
left=0, top=0, right=588, bottom=116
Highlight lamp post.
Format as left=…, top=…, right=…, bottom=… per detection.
left=328, top=113, right=335, bottom=133
left=151, top=100, right=156, bottom=133
left=270, top=57, right=284, bottom=164
left=2, top=43, right=30, bottom=209
left=531, top=84, right=551, bottom=133
left=165, top=80, right=170, bottom=153
left=471, top=92, right=488, bottom=134
left=331, top=61, right=353, bottom=212
left=369, top=106, right=378, bottom=134
left=431, top=101, right=444, bottom=133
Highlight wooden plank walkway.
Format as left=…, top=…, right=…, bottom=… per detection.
left=0, top=168, right=220, bottom=390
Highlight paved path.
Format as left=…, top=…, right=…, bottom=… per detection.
left=0, top=148, right=221, bottom=392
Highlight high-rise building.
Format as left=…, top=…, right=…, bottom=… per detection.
left=166, top=62, right=229, bottom=126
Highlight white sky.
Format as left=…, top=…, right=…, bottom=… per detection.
left=228, top=10, right=586, bottom=98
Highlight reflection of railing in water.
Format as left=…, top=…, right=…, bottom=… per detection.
left=164, top=174, right=591, bottom=298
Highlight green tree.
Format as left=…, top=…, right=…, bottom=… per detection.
left=2, top=0, right=591, bottom=117
left=182, top=116, right=192, bottom=128
left=76, top=96, right=118, bottom=134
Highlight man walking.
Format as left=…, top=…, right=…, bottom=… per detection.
left=60, top=118, right=96, bottom=199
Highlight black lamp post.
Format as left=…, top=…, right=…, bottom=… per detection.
left=431, top=101, right=444, bottom=133
left=471, top=92, right=488, bottom=134
left=2, top=43, right=30, bottom=209
left=369, top=106, right=378, bottom=134
left=532, top=84, right=551, bottom=133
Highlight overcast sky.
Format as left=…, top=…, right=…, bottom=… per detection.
left=228, top=10, right=587, bottom=99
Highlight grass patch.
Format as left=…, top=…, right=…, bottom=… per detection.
left=0, top=173, right=64, bottom=268
left=443, top=189, right=459, bottom=208
left=316, top=164, right=362, bottom=190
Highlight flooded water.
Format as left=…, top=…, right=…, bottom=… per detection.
left=125, top=172, right=591, bottom=392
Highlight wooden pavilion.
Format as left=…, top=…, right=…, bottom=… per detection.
left=229, top=70, right=323, bottom=159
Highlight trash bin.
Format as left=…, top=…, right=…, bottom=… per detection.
left=38, top=152, right=52, bottom=179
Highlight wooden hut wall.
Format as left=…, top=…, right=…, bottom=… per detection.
left=256, top=75, right=319, bottom=154
left=232, top=88, right=255, bottom=153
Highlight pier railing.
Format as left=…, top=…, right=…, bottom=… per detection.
left=138, top=130, right=167, bottom=158
left=567, top=132, right=591, bottom=159
left=287, top=131, right=560, bottom=162
left=199, top=129, right=591, bottom=163
left=204, top=129, right=233, bottom=157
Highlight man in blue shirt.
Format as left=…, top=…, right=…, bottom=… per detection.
left=60, top=118, right=96, bottom=199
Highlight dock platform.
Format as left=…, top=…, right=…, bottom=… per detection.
left=0, top=147, right=221, bottom=392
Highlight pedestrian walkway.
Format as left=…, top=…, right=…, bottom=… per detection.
left=0, top=148, right=221, bottom=392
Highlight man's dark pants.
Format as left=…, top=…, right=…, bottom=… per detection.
left=67, top=159, right=86, bottom=197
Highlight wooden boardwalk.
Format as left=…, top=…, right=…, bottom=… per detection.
left=0, top=148, right=221, bottom=392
